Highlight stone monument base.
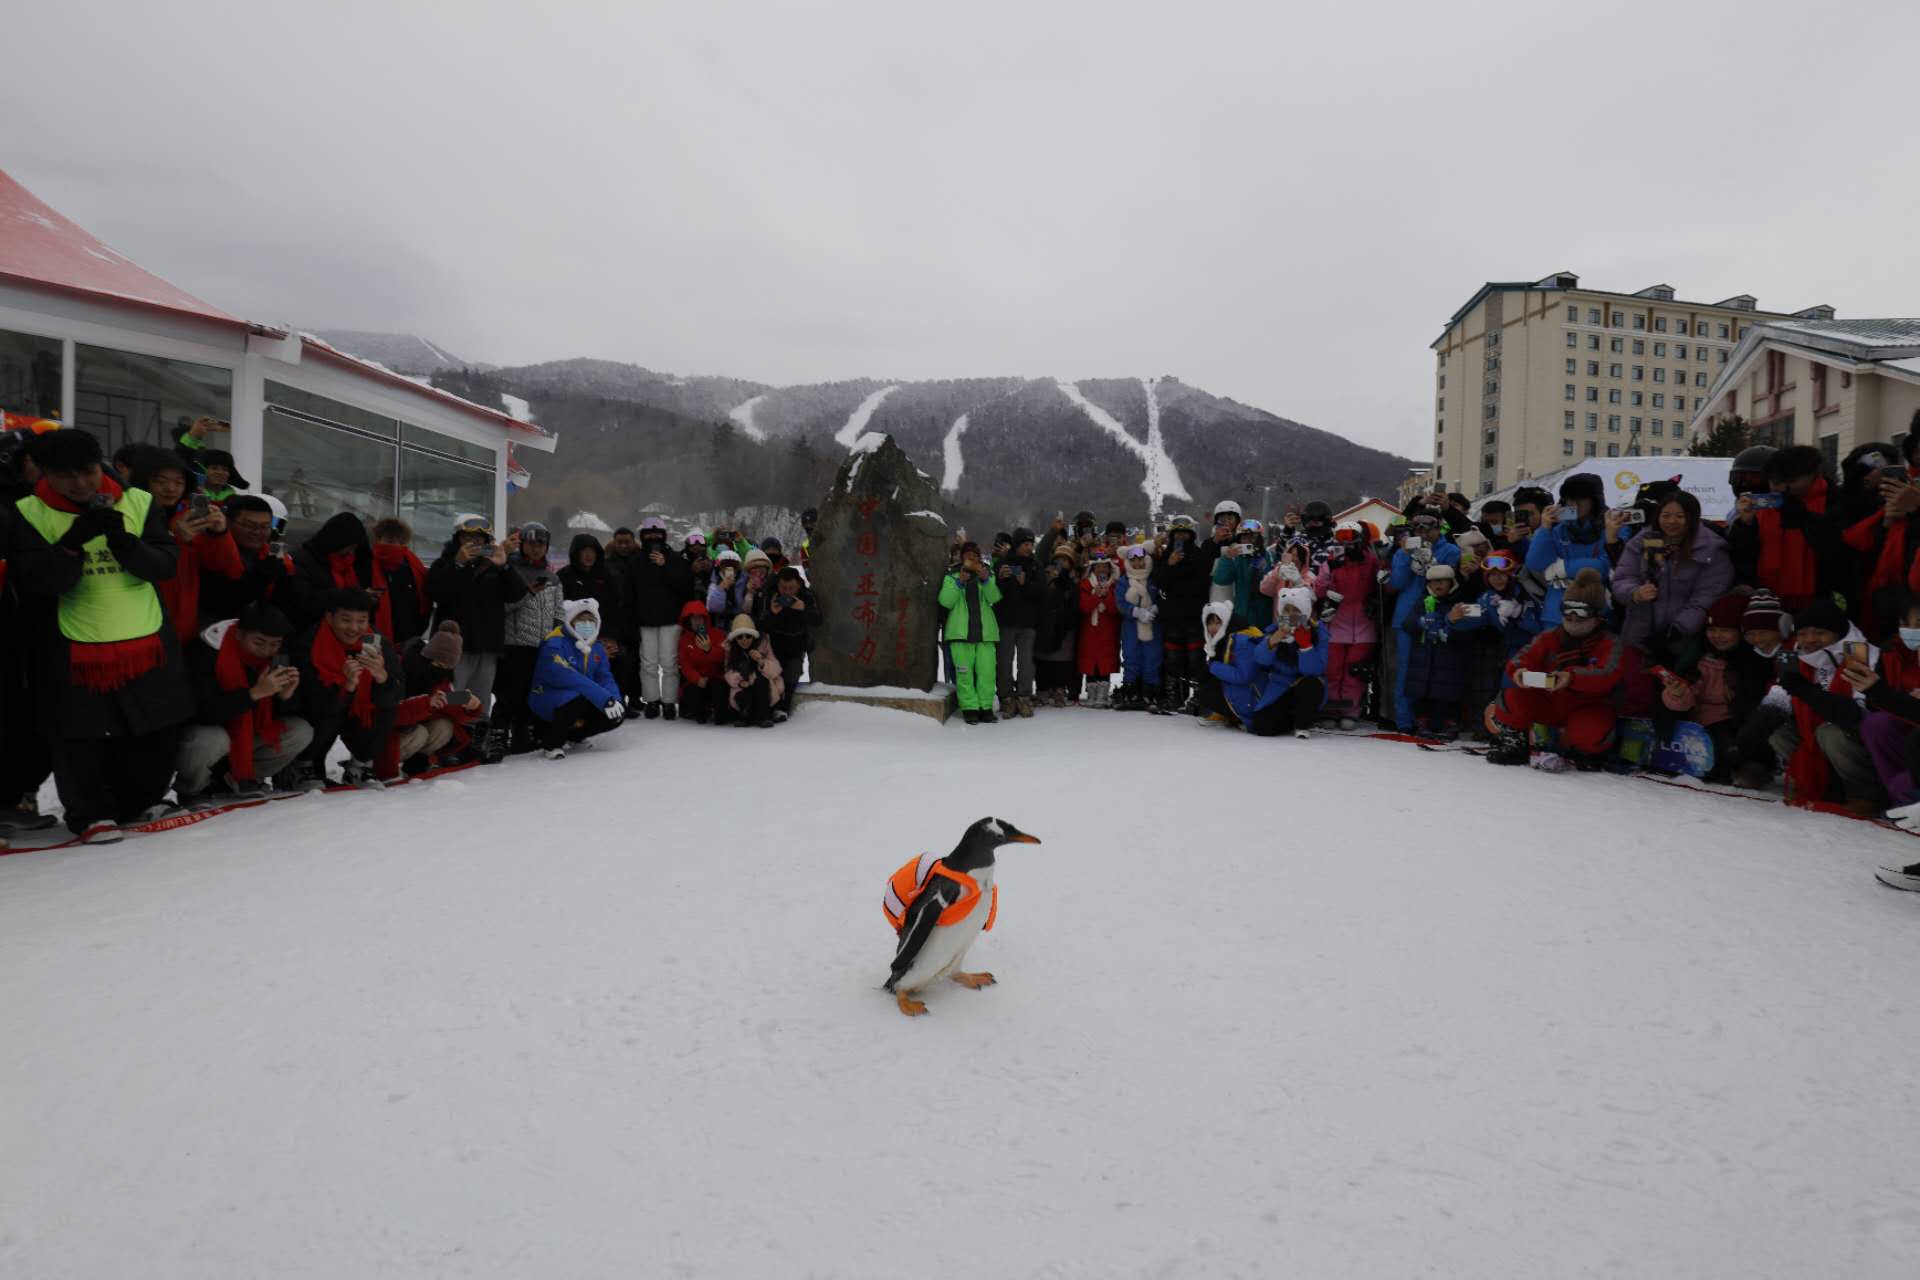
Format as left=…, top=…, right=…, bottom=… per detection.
left=794, top=681, right=953, bottom=723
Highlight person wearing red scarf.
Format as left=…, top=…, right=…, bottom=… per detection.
left=1760, top=600, right=1887, bottom=816
left=1727, top=446, right=1850, bottom=613
left=288, top=587, right=405, bottom=788
left=369, top=516, right=432, bottom=645
left=282, top=511, right=380, bottom=628
left=125, top=444, right=245, bottom=645
left=4, top=430, right=194, bottom=841
left=174, top=604, right=315, bottom=804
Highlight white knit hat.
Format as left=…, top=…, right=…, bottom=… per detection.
left=726, top=612, right=759, bottom=642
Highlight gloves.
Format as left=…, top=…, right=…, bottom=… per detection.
left=1137, top=605, right=1157, bottom=623
left=1496, top=598, right=1524, bottom=624
left=603, top=699, right=626, bottom=722
left=1318, top=591, right=1342, bottom=622
left=1409, top=546, right=1433, bottom=573
left=59, top=504, right=120, bottom=549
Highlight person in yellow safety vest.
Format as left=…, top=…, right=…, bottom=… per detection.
left=5, top=429, right=193, bottom=844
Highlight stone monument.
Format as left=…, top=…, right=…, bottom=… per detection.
left=803, top=435, right=951, bottom=716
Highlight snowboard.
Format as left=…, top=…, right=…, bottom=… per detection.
left=1616, top=717, right=1715, bottom=779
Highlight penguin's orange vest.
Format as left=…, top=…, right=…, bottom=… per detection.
left=882, top=853, right=997, bottom=934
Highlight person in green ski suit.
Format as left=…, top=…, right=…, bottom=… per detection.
left=939, top=541, right=1003, bottom=724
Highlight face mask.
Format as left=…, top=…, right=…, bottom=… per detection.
left=573, top=620, right=599, bottom=644
left=1487, top=523, right=1504, bottom=535
left=1901, top=628, right=1920, bottom=652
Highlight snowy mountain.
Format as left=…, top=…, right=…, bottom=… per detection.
left=316, top=333, right=1414, bottom=529
left=309, top=330, right=480, bottom=375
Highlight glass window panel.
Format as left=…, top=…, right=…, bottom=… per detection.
left=262, top=407, right=396, bottom=544
left=0, top=328, right=62, bottom=419
left=264, top=379, right=397, bottom=439
left=74, top=344, right=233, bottom=456
left=400, top=447, right=495, bottom=557
left=400, top=422, right=495, bottom=467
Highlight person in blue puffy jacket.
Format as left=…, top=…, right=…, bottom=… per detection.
left=1386, top=508, right=1461, bottom=730
left=1198, top=586, right=1328, bottom=737
left=1399, top=563, right=1489, bottom=739
left=527, top=597, right=624, bottom=758
left=1524, top=472, right=1625, bottom=626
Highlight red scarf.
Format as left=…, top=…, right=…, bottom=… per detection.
left=33, top=475, right=166, bottom=691
left=1784, top=649, right=1851, bottom=808
left=371, top=543, right=425, bottom=641
left=214, top=624, right=283, bottom=781
left=1839, top=511, right=1908, bottom=641
left=310, top=622, right=377, bottom=727
left=1755, top=477, right=1826, bottom=610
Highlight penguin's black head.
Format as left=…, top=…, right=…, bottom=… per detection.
left=948, top=817, right=1041, bottom=872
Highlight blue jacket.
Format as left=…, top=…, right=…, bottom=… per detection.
left=1524, top=520, right=1610, bottom=625
left=1388, top=539, right=1462, bottom=629
left=1476, top=585, right=1545, bottom=657
left=1399, top=593, right=1489, bottom=704
left=527, top=625, right=621, bottom=720
left=1208, top=622, right=1329, bottom=720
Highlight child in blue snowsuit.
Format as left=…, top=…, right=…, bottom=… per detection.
left=527, top=597, right=625, bottom=756
left=1400, top=562, right=1489, bottom=738
left=1523, top=473, right=1613, bottom=626
left=1114, top=545, right=1163, bottom=709
left=1200, top=586, right=1329, bottom=737
left=1387, top=511, right=1461, bottom=731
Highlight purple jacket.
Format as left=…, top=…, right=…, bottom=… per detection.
left=1610, top=525, right=1735, bottom=646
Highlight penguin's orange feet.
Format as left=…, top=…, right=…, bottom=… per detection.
left=895, top=991, right=929, bottom=1017
left=950, top=971, right=996, bottom=989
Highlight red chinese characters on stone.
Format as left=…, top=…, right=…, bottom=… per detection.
left=849, top=513, right=884, bottom=669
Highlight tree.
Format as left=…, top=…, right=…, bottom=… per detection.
left=1689, top=413, right=1751, bottom=458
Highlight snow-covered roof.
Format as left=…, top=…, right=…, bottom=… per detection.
left=0, top=167, right=245, bottom=329
left=1691, top=317, right=1920, bottom=431
left=567, top=511, right=614, bottom=533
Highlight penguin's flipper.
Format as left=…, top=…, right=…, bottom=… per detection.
left=885, top=879, right=957, bottom=991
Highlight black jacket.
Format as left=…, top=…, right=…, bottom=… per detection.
left=426, top=540, right=530, bottom=654
left=184, top=628, right=303, bottom=731
left=1038, top=567, right=1080, bottom=652
left=756, top=586, right=822, bottom=660
left=282, top=512, right=373, bottom=626
left=4, top=490, right=194, bottom=737
left=628, top=541, right=694, bottom=628
left=559, top=535, right=622, bottom=625
left=1151, top=539, right=1213, bottom=610
left=288, top=623, right=405, bottom=725
left=989, top=554, right=1047, bottom=629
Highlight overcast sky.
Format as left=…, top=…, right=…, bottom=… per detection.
left=7, top=1, right=1917, bottom=457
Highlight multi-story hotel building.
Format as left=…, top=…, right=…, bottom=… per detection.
left=1431, top=271, right=1831, bottom=496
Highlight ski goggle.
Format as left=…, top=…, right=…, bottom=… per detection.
left=1120, top=544, right=1150, bottom=560
left=455, top=515, right=492, bottom=535
left=1333, top=527, right=1362, bottom=543
left=1482, top=552, right=1517, bottom=572
left=1410, top=516, right=1440, bottom=530
left=518, top=522, right=550, bottom=544
left=685, top=532, right=707, bottom=546
left=1561, top=600, right=1604, bottom=619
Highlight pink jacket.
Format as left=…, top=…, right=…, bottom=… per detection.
left=1311, top=557, right=1379, bottom=645
left=1662, top=653, right=1732, bottom=727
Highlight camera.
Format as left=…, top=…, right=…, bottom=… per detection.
left=270, top=653, right=291, bottom=669
left=1617, top=507, right=1645, bottom=525
left=1750, top=493, right=1785, bottom=510
left=1554, top=505, right=1580, bottom=522
left=268, top=539, right=287, bottom=558
left=190, top=493, right=210, bottom=519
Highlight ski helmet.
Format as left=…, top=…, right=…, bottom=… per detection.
left=1730, top=444, right=1777, bottom=475
left=1212, top=499, right=1244, bottom=521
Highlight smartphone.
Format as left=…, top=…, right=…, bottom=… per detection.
left=1750, top=493, right=1785, bottom=510
left=1619, top=508, right=1646, bottom=525
left=1402, top=535, right=1421, bottom=549
left=1555, top=505, right=1580, bottom=521
left=1518, top=670, right=1553, bottom=689
left=190, top=493, right=210, bottom=518
left=268, top=539, right=287, bottom=558
left=1460, top=604, right=1483, bottom=617
left=444, top=688, right=477, bottom=706
left=1843, top=641, right=1871, bottom=665
left=269, top=653, right=291, bottom=669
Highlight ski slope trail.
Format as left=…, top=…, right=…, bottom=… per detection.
left=940, top=412, right=970, bottom=492
left=832, top=385, right=900, bottom=449
left=726, top=393, right=769, bottom=442
left=1055, top=378, right=1190, bottom=505
left=3, top=707, right=1918, bottom=1278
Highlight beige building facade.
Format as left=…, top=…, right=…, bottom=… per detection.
left=1690, top=318, right=1920, bottom=468
left=1430, top=272, right=1827, bottom=496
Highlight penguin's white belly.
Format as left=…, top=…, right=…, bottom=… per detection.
left=897, top=866, right=994, bottom=993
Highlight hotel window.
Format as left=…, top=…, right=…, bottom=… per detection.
left=1437, top=420, right=1444, bottom=433
left=1718, top=350, right=1728, bottom=364
left=1485, top=356, right=1499, bottom=371
left=1676, top=343, right=1688, bottom=359
left=1487, top=331, right=1500, bottom=347
left=1587, top=335, right=1600, bottom=350
left=1585, top=441, right=1597, bottom=457
left=1563, top=439, right=1575, bottom=456
left=1697, top=322, right=1709, bottom=336
left=1631, top=365, right=1644, bottom=381
left=1438, top=375, right=1446, bottom=388
left=0, top=327, right=61, bottom=420
left=1631, top=392, right=1644, bottom=406
left=1610, top=337, right=1623, bottom=353
left=1718, top=323, right=1730, bottom=339
left=1630, top=416, right=1642, bottom=433
left=1609, top=363, right=1622, bottom=378
left=1587, top=361, right=1600, bottom=376
left=1607, top=443, right=1620, bottom=457
left=1587, top=308, right=1601, bottom=324
left=1652, top=447, right=1664, bottom=456
left=1611, top=311, right=1624, bottom=326
left=1654, top=317, right=1668, bottom=333
left=1737, top=326, right=1748, bottom=339
left=1694, top=372, right=1707, bottom=387
left=1652, top=420, right=1664, bottom=436
left=1697, top=348, right=1708, bottom=362
left=1566, top=332, right=1577, bottom=347
left=1654, top=342, right=1667, bottom=357
left=1654, top=368, right=1666, bottom=383
left=1567, top=305, right=1579, bottom=321
left=1437, top=397, right=1446, bottom=411
left=1632, top=339, right=1645, bottom=355
left=1585, top=413, right=1598, bottom=430
left=74, top=345, right=234, bottom=457
left=1586, top=387, right=1599, bottom=402
left=1564, top=384, right=1576, bottom=401
left=1484, top=381, right=1497, bottom=396
left=1564, top=411, right=1576, bottom=429
left=1813, top=362, right=1829, bottom=410
left=1673, top=367, right=1685, bottom=382
left=1653, top=394, right=1666, bottom=408
left=1608, top=389, right=1622, bottom=404
left=1607, top=415, right=1620, bottom=432
left=1484, top=401, right=1497, bottom=418
left=1565, top=358, right=1577, bottom=375
left=1633, top=315, right=1646, bottom=330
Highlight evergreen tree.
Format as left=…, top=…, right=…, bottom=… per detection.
left=1689, top=414, right=1752, bottom=458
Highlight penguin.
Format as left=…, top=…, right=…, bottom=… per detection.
left=883, top=816, right=1041, bottom=1016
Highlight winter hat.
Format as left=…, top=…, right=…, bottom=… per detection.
left=1275, top=586, right=1315, bottom=621
left=958, top=541, right=981, bottom=558
left=563, top=598, right=600, bottom=633
left=1705, top=595, right=1748, bottom=631
left=236, top=602, right=292, bottom=639
left=1011, top=527, right=1036, bottom=550
left=419, top=619, right=464, bottom=666
left=1050, top=543, right=1078, bottom=567
left=1793, top=598, right=1848, bottom=637
left=714, top=547, right=741, bottom=565
left=727, top=612, right=759, bottom=642
left=1560, top=471, right=1605, bottom=508
left=1105, top=520, right=1128, bottom=536
left=1454, top=530, right=1489, bottom=555
left=1425, top=563, right=1456, bottom=582
left=1201, top=601, right=1237, bottom=659
left=1561, top=567, right=1608, bottom=616
left=198, top=447, right=250, bottom=490
left=1741, top=590, right=1787, bottom=633
left=742, top=548, right=772, bottom=573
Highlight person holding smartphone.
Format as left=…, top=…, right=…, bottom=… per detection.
left=497, top=522, right=564, bottom=753
left=1382, top=507, right=1460, bottom=731
left=425, top=514, right=531, bottom=764
left=1725, top=445, right=1847, bottom=612
left=124, top=444, right=243, bottom=647
left=287, top=587, right=404, bottom=788
left=1485, top=569, right=1624, bottom=772
left=1524, top=473, right=1614, bottom=629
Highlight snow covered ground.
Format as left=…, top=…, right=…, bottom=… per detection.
left=4, top=705, right=1920, bottom=1278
